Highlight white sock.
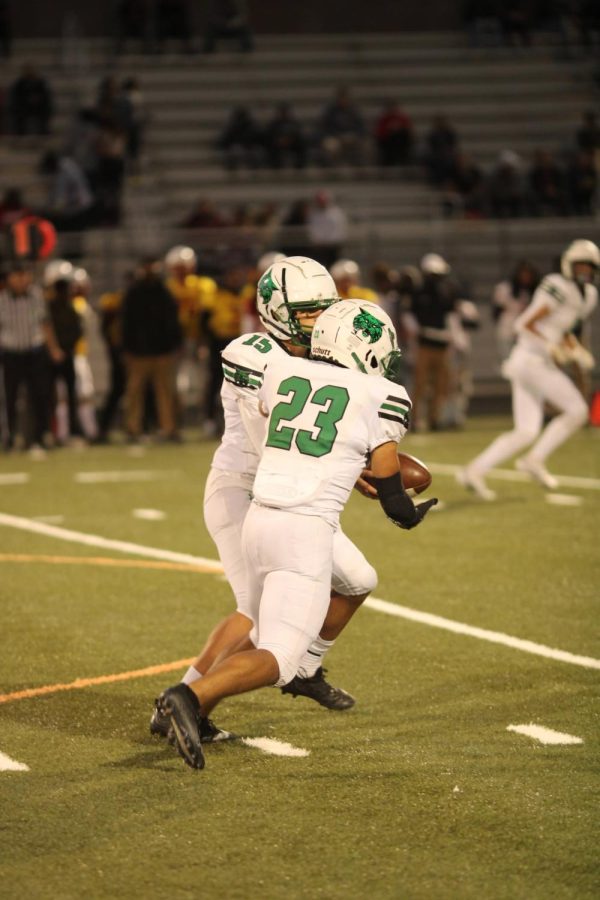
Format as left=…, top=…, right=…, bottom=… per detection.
left=297, top=637, right=335, bottom=679
left=181, top=666, right=203, bottom=686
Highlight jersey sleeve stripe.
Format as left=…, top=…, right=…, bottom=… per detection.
left=381, top=402, right=409, bottom=415
left=379, top=411, right=409, bottom=427
left=221, top=356, right=263, bottom=378
left=541, top=280, right=565, bottom=304
left=222, top=363, right=263, bottom=389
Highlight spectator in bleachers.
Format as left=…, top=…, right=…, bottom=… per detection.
left=567, top=150, right=597, bottom=215
left=122, top=257, right=182, bottom=443
left=374, top=101, right=414, bottom=166
left=95, top=120, right=127, bottom=225
left=0, top=188, right=30, bottom=227
left=280, top=198, right=311, bottom=257
left=425, top=114, right=458, bottom=186
left=529, top=149, right=568, bottom=216
left=315, top=87, right=368, bottom=167
left=576, top=110, right=600, bottom=156
left=115, top=0, right=148, bottom=54
left=441, top=151, right=486, bottom=218
left=487, top=149, right=527, bottom=217
left=263, top=103, right=307, bottom=169
left=119, top=77, right=148, bottom=172
left=180, top=198, right=227, bottom=228
left=39, top=150, right=97, bottom=231
left=66, top=109, right=102, bottom=190
left=491, top=259, right=539, bottom=362
left=217, top=105, right=263, bottom=169
left=463, top=0, right=502, bottom=47
left=203, top=0, right=254, bottom=54
left=500, top=0, right=534, bottom=46
left=156, top=0, right=194, bottom=53
left=8, top=66, right=53, bottom=135
left=0, top=0, right=11, bottom=57
left=306, top=189, right=348, bottom=268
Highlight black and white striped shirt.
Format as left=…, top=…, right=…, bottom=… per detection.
left=0, top=287, right=48, bottom=351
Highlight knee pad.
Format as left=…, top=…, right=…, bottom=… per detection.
left=514, top=426, right=541, bottom=447
left=332, top=558, right=378, bottom=597
left=258, top=642, right=297, bottom=688
left=567, top=401, right=588, bottom=429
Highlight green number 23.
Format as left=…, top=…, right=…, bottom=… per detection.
left=266, top=376, right=349, bottom=458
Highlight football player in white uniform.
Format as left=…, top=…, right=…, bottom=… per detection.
left=458, top=239, right=598, bottom=500
left=150, top=257, right=381, bottom=742
left=157, top=299, right=437, bottom=769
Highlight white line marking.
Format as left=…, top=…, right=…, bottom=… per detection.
left=0, top=473, right=29, bottom=485
left=364, top=597, right=600, bottom=670
left=127, top=446, right=147, bottom=458
left=1, top=512, right=598, bottom=671
left=0, top=751, right=29, bottom=771
left=430, top=462, right=600, bottom=491
left=545, top=493, right=583, bottom=507
left=507, top=724, right=583, bottom=745
left=0, top=512, right=223, bottom=571
left=32, top=515, right=65, bottom=524
left=242, top=737, right=310, bottom=757
left=74, top=470, right=178, bottom=484
left=132, top=509, right=166, bottom=521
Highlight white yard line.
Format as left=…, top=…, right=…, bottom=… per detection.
left=74, top=470, right=179, bottom=484
left=545, top=494, right=583, bottom=507
left=507, top=724, right=583, bottom=745
left=0, top=750, right=29, bottom=771
left=1, top=511, right=598, bottom=671
left=242, top=737, right=310, bottom=757
left=132, top=509, right=166, bottom=521
left=429, top=462, right=600, bottom=491
left=0, top=473, right=29, bottom=485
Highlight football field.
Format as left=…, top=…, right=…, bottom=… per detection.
left=0, top=417, right=598, bottom=900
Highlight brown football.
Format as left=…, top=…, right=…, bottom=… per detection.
left=397, top=452, right=432, bottom=495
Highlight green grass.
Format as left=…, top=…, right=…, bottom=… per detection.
left=0, top=420, right=598, bottom=900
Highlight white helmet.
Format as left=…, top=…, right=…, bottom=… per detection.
left=420, top=253, right=450, bottom=276
left=311, top=299, right=403, bottom=382
left=257, top=256, right=339, bottom=346
left=257, top=251, right=286, bottom=276
left=72, top=267, right=91, bottom=292
left=330, top=258, right=360, bottom=282
left=43, top=258, right=74, bottom=287
left=560, top=239, right=600, bottom=283
left=165, top=245, right=197, bottom=272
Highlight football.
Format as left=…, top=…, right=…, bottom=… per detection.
left=397, top=452, right=432, bottom=495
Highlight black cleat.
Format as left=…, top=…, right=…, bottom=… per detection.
left=150, top=703, right=237, bottom=743
left=157, top=684, right=205, bottom=769
left=281, top=667, right=355, bottom=711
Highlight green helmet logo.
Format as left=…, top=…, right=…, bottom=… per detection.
left=258, top=270, right=278, bottom=303
left=352, top=309, right=383, bottom=344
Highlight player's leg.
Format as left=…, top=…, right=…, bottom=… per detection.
left=516, top=365, right=588, bottom=487
left=459, top=372, right=543, bottom=499
left=284, top=528, right=377, bottom=710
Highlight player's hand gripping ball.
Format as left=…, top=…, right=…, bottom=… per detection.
left=355, top=452, right=432, bottom=499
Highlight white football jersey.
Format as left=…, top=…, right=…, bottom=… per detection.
left=515, top=273, right=597, bottom=356
left=254, top=355, right=411, bottom=527
left=212, top=332, right=289, bottom=475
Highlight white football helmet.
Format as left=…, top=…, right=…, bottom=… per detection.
left=72, top=267, right=91, bottom=293
left=420, top=253, right=450, bottom=276
left=330, top=258, right=360, bottom=282
left=311, top=299, right=403, bottom=382
left=560, top=239, right=600, bottom=283
left=43, top=258, right=74, bottom=287
left=257, top=256, right=339, bottom=346
left=165, top=245, right=197, bottom=272
left=257, top=251, right=286, bottom=276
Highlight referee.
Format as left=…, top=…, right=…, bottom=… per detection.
left=0, top=264, right=63, bottom=454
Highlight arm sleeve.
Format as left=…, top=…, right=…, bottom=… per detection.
left=367, top=382, right=412, bottom=452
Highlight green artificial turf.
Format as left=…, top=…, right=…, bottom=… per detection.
left=0, top=420, right=598, bottom=900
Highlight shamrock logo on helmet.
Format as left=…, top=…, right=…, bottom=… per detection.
left=352, top=309, right=383, bottom=344
left=258, top=270, right=278, bottom=303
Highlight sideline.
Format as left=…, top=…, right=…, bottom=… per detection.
left=428, top=462, right=600, bottom=491
left=1, top=511, right=599, bottom=682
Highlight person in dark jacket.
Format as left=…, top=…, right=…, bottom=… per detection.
left=122, top=257, right=182, bottom=441
left=47, top=278, right=85, bottom=442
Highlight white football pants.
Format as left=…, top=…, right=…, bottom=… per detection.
left=242, top=503, right=334, bottom=686
left=470, top=347, right=588, bottom=475
left=203, top=467, right=377, bottom=620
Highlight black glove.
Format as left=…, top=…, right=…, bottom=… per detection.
left=393, top=497, right=438, bottom=530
